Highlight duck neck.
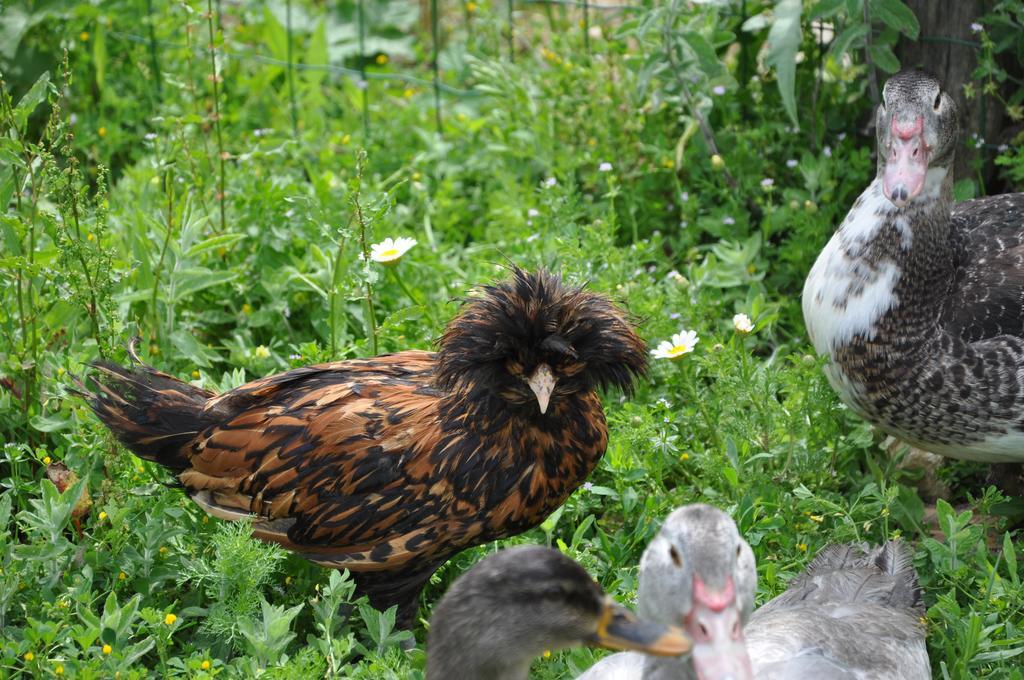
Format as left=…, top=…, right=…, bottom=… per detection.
left=642, top=654, right=698, bottom=680
left=803, top=167, right=953, bottom=356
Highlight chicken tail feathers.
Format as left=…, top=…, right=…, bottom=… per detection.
left=76, top=341, right=216, bottom=471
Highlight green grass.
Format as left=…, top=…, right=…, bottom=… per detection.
left=2, top=0, right=1024, bottom=678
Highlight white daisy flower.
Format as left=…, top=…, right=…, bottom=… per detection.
left=598, top=162, right=613, bottom=172
left=651, top=329, right=699, bottom=360
left=732, top=313, right=754, bottom=334
left=369, top=236, right=417, bottom=265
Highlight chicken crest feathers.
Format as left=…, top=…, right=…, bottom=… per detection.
left=435, top=267, right=647, bottom=396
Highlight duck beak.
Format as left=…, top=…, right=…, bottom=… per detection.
left=588, top=598, right=692, bottom=657
left=686, top=576, right=753, bottom=680
left=882, top=115, right=929, bottom=208
left=527, top=364, right=556, bottom=414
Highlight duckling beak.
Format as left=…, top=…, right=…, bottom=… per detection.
left=527, top=364, right=556, bottom=414
left=883, top=115, right=929, bottom=208
left=588, top=598, right=692, bottom=657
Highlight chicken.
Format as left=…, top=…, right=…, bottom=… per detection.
left=79, top=267, right=647, bottom=628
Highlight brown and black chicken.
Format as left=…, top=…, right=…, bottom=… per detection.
left=81, top=267, right=647, bottom=628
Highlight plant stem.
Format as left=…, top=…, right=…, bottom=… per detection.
left=206, top=0, right=227, bottom=233
left=388, top=267, right=433, bottom=325
left=352, top=152, right=378, bottom=355
left=152, top=167, right=176, bottom=343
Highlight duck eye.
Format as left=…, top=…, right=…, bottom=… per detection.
left=933, top=93, right=942, bottom=110
left=669, top=546, right=682, bottom=568
left=736, top=545, right=742, bottom=561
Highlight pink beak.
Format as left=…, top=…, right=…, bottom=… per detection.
left=882, top=115, right=929, bottom=208
left=686, top=575, right=753, bottom=680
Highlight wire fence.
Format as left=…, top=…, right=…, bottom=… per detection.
left=110, top=0, right=651, bottom=141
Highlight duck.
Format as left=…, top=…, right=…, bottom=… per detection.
left=425, top=544, right=692, bottom=680
left=577, top=505, right=757, bottom=680
left=802, top=70, right=1024, bottom=464
left=577, top=504, right=929, bottom=680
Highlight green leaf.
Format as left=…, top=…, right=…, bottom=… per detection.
left=829, top=24, right=870, bottom=59
left=30, top=412, right=72, bottom=432
left=12, top=71, right=50, bottom=131
left=185, top=233, right=246, bottom=258
left=168, top=330, right=220, bottom=368
left=809, top=0, right=847, bottom=20
left=93, top=23, right=107, bottom=90
left=1004, top=532, right=1018, bottom=584
left=101, top=626, right=117, bottom=645
left=868, top=43, right=901, bottom=74
left=869, top=0, right=920, bottom=39
left=303, top=19, right=329, bottom=86
left=764, top=0, right=803, bottom=128
left=681, top=31, right=724, bottom=78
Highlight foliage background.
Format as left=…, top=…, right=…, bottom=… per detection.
left=2, top=0, right=1024, bottom=677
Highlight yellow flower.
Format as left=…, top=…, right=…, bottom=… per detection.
left=285, top=576, right=293, bottom=585
left=137, top=464, right=145, bottom=473
left=403, top=88, right=415, bottom=98
left=80, top=31, right=90, bottom=42
left=680, top=453, right=690, bottom=461
left=809, top=514, right=824, bottom=523
left=466, top=1, right=478, bottom=11
left=797, top=543, right=807, bottom=552
left=159, top=546, right=168, bottom=554
left=542, top=650, right=552, bottom=658
left=102, top=644, right=112, bottom=655
left=411, top=171, right=422, bottom=181
left=42, top=456, right=52, bottom=465
left=253, top=345, right=271, bottom=359
left=56, top=665, right=64, bottom=675
left=24, top=652, right=34, bottom=662
left=341, top=134, right=351, bottom=145
left=87, top=233, right=95, bottom=242
left=375, top=54, right=388, bottom=65
left=201, top=660, right=211, bottom=670
left=587, top=138, right=596, bottom=147
left=118, top=571, right=126, bottom=580
left=710, top=154, right=725, bottom=170
left=98, top=126, right=107, bottom=138
left=99, top=511, right=108, bottom=521
left=191, top=370, right=200, bottom=379
left=202, top=515, right=209, bottom=524
left=165, top=613, right=177, bottom=625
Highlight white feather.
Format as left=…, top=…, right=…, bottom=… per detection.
left=802, top=180, right=900, bottom=357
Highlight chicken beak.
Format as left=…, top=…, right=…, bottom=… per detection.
left=527, top=364, right=556, bottom=414
left=588, top=597, right=692, bottom=657
left=882, top=115, right=929, bottom=208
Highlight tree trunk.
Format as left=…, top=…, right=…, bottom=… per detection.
left=896, top=0, right=1018, bottom=191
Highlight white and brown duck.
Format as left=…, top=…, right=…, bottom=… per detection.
left=803, top=70, right=1024, bottom=466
